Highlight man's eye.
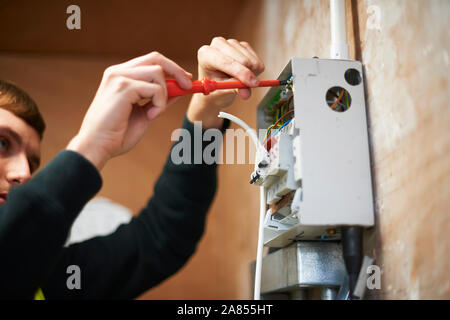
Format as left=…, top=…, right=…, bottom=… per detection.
left=0, top=138, right=9, bottom=151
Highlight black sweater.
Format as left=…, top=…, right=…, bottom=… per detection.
left=0, top=116, right=228, bottom=299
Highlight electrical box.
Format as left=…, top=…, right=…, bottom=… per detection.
left=253, top=58, right=374, bottom=247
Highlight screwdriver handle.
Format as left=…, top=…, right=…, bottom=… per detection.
left=166, top=77, right=283, bottom=98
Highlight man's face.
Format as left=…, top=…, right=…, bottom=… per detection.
left=0, top=108, right=41, bottom=205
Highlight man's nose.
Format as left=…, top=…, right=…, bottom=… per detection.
left=6, top=154, right=31, bottom=186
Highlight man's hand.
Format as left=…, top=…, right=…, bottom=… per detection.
left=67, top=52, right=192, bottom=170
left=187, top=37, right=265, bottom=129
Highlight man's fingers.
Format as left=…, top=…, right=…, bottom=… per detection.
left=226, top=39, right=255, bottom=63
left=237, top=88, right=252, bottom=100
left=167, top=96, right=180, bottom=107
left=165, top=71, right=193, bottom=79
left=211, top=37, right=256, bottom=71
left=226, top=39, right=265, bottom=75
left=109, top=65, right=168, bottom=103
left=239, top=41, right=265, bottom=75
left=198, top=45, right=258, bottom=87
left=146, top=105, right=162, bottom=121
left=119, top=65, right=166, bottom=84
left=129, top=80, right=167, bottom=115
left=121, top=51, right=192, bottom=90
left=240, top=42, right=263, bottom=66
left=131, top=81, right=175, bottom=121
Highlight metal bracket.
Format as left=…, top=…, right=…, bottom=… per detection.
left=255, top=242, right=346, bottom=298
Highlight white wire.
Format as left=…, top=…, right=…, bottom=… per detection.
left=218, top=112, right=261, bottom=150
left=253, top=186, right=265, bottom=300
left=217, top=111, right=266, bottom=300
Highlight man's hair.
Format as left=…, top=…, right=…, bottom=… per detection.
left=0, top=80, right=45, bottom=139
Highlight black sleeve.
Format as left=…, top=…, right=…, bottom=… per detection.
left=0, top=150, right=102, bottom=299
left=42, top=116, right=230, bottom=299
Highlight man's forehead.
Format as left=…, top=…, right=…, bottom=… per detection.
left=0, top=107, right=41, bottom=138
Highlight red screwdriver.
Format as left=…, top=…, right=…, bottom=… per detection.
left=166, top=77, right=288, bottom=98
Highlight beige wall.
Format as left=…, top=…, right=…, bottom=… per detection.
left=1, top=0, right=449, bottom=300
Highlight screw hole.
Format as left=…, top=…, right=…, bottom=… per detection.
left=344, top=68, right=362, bottom=86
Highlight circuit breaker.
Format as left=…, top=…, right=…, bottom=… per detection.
left=252, top=58, right=374, bottom=248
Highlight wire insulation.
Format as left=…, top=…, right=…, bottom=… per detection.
left=271, top=118, right=292, bottom=137
left=264, top=109, right=294, bottom=143
left=218, top=112, right=261, bottom=150
left=330, top=89, right=345, bottom=110
left=217, top=111, right=266, bottom=300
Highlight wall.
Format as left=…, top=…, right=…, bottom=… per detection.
left=228, top=0, right=450, bottom=299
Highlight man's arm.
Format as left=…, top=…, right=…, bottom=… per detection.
left=42, top=115, right=229, bottom=299
left=0, top=52, right=191, bottom=299
left=0, top=151, right=102, bottom=299
left=41, top=38, right=264, bottom=299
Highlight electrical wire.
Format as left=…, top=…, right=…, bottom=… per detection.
left=265, top=124, right=275, bottom=141
left=264, top=74, right=293, bottom=112
left=287, top=95, right=294, bottom=110
left=345, top=90, right=349, bottom=109
left=266, top=89, right=282, bottom=111
left=218, top=112, right=260, bottom=149
left=218, top=79, right=292, bottom=299
left=271, top=118, right=292, bottom=137
left=254, top=186, right=266, bottom=300
left=264, top=109, right=294, bottom=143
left=217, top=112, right=266, bottom=300
left=330, top=88, right=345, bottom=110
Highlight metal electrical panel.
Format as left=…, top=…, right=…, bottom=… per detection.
left=254, top=58, right=374, bottom=248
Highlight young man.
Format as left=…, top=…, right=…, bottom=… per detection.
left=0, top=37, right=264, bottom=299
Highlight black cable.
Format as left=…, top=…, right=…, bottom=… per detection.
left=341, top=226, right=363, bottom=299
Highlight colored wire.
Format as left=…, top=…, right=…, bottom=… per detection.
left=271, top=118, right=292, bottom=137
left=269, top=190, right=295, bottom=214
left=264, top=110, right=293, bottom=142
left=331, top=89, right=345, bottom=110
left=287, top=95, right=294, bottom=110
left=265, top=124, right=275, bottom=140
left=345, top=90, right=349, bottom=109
left=264, top=109, right=294, bottom=143
left=273, top=109, right=294, bottom=129
left=264, top=73, right=293, bottom=112
left=266, top=89, right=281, bottom=111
